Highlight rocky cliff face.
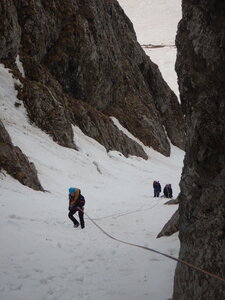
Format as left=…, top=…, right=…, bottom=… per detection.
left=0, top=120, right=43, bottom=190
left=173, top=1, right=225, bottom=299
left=0, top=0, right=184, bottom=188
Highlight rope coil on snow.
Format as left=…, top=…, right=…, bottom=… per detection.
left=79, top=208, right=225, bottom=284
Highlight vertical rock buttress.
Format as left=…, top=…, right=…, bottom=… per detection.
left=173, top=1, right=225, bottom=299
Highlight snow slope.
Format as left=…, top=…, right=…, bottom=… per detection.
left=118, top=0, right=182, bottom=98
left=118, top=0, right=181, bottom=45
left=0, top=51, right=184, bottom=300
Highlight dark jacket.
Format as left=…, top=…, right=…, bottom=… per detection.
left=163, top=184, right=173, bottom=198
left=153, top=181, right=161, bottom=192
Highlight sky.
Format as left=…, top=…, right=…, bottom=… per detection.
left=0, top=1, right=184, bottom=300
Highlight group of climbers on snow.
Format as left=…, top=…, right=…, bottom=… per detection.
left=67, top=181, right=173, bottom=229
left=153, top=181, right=173, bottom=198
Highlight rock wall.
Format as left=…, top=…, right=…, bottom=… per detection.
left=173, top=1, right=225, bottom=299
left=70, top=99, right=148, bottom=158
left=0, top=121, right=43, bottom=191
left=0, top=0, right=184, bottom=162
left=157, top=208, right=179, bottom=238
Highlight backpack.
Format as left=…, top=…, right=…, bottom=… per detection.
left=77, top=193, right=85, bottom=207
left=68, top=187, right=85, bottom=208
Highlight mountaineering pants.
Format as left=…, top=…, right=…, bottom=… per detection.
left=154, top=189, right=160, bottom=197
left=68, top=206, right=85, bottom=228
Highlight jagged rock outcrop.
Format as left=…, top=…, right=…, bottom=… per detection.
left=0, top=0, right=185, bottom=161
left=173, top=1, right=225, bottom=299
left=157, top=196, right=180, bottom=238
left=157, top=209, right=179, bottom=238
left=17, top=62, right=77, bottom=150
left=0, top=120, right=43, bottom=191
left=70, top=99, right=148, bottom=158
left=164, top=198, right=179, bottom=205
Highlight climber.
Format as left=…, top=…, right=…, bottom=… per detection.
left=68, top=187, right=85, bottom=229
left=153, top=180, right=161, bottom=197
left=163, top=184, right=173, bottom=198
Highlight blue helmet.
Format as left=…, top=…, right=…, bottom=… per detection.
left=69, top=187, right=76, bottom=194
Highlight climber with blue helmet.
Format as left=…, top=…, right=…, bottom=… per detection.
left=68, top=187, right=85, bottom=229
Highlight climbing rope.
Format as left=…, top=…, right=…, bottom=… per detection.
left=93, top=202, right=158, bottom=220
left=79, top=208, right=225, bottom=284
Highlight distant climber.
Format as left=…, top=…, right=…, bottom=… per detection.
left=68, top=187, right=85, bottom=229
left=163, top=184, right=173, bottom=198
left=153, top=181, right=161, bottom=197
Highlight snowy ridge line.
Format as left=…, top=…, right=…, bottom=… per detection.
left=141, top=43, right=175, bottom=49
left=80, top=208, right=225, bottom=284
left=92, top=202, right=158, bottom=220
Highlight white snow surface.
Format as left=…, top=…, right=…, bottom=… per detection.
left=0, top=55, right=184, bottom=300
left=118, top=0, right=182, bottom=98
left=15, top=55, right=25, bottom=78
left=118, top=0, right=181, bottom=45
